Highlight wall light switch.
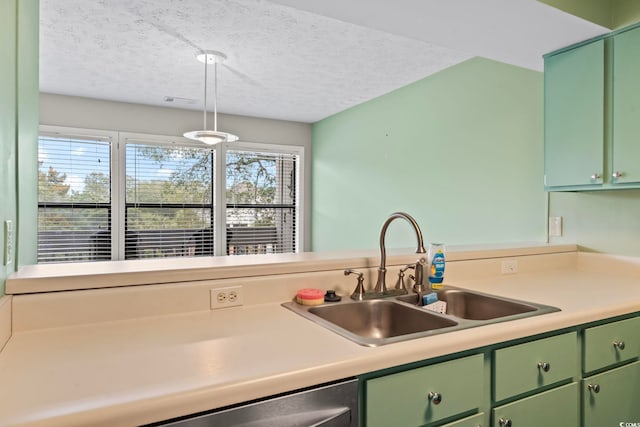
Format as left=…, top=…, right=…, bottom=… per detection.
left=4, top=220, right=13, bottom=265
left=549, top=216, right=562, bottom=237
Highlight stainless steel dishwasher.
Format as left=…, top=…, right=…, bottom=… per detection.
left=148, top=378, right=359, bottom=427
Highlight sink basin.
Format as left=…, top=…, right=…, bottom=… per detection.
left=437, top=288, right=537, bottom=320
left=397, top=288, right=545, bottom=321
left=283, top=286, right=559, bottom=347
left=310, top=300, right=458, bottom=338
left=284, top=299, right=458, bottom=347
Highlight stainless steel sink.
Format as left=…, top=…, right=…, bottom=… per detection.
left=283, top=286, right=559, bottom=347
left=308, top=300, right=458, bottom=344
left=397, top=287, right=546, bottom=321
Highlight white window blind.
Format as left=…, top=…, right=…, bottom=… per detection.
left=124, top=142, right=215, bottom=259
left=226, top=149, right=298, bottom=255
left=37, top=134, right=112, bottom=263
left=37, top=127, right=304, bottom=264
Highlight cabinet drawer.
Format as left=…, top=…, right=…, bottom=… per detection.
left=583, top=316, right=640, bottom=374
left=494, top=332, right=577, bottom=401
left=492, top=382, right=579, bottom=427
left=582, top=360, right=640, bottom=427
left=441, top=412, right=485, bottom=427
left=365, top=354, right=483, bottom=427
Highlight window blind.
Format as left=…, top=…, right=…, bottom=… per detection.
left=125, top=142, right=215, bottom=259
left=37, top=135, right=111, bottom=263
left=226, top=149, right=298, bottom=255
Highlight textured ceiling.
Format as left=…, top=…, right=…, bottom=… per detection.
left=40, top=0, right=609, bottom=123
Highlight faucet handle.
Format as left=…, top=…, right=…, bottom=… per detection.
left=395, top=268, right=408, bottom=291
left=344, top=269, right=366, bottom=301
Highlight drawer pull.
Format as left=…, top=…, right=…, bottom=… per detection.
left=499, top=418, right=512, bottom=427
left=591, top=173, right=601, bottom=181
left=537, top=361, right=550, bottom=372
left=427, top=391, right=442, bottom=405
left=587, top=383, right=600, bottom=393
left=613, top=341, right=625, bottom=350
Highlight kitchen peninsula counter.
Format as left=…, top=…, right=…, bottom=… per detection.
left=0, top=247, right=638, bottom=426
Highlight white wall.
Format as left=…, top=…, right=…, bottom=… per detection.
left=39, top=93, right=313, bottom=251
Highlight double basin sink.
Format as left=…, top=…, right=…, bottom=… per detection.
left=283, top=286, right=560, bottom=347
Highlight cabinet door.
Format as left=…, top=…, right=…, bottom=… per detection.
left=365, top=354, right=483, bottom=427
left=544, top=40, right=604, bottom=188
left=492, top=382, right=579, bottom=427
left=582, top=361, right=640, bottom=427
left=612, top=26, right=640, bottom=184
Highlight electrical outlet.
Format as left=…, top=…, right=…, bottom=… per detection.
left=501, top=259, right=518, bottom=274
left=210, top=286, right=244, bottom=309
left=549, top=216, right=563, bottom=237
left=4, top=220, right=13, bottom=266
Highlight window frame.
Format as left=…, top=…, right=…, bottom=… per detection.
left=221, top=140, right=304, bottom=256
left=37, top=125, right=305, bottom=262
left=38, top=125, right=118, bottom=262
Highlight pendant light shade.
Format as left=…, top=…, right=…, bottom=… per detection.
left=183, top=50, right=238, bottom=145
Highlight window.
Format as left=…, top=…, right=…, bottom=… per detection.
left=38, top=131, right=114, bottom=263
left=123, top=139, right=215, bottom=259
left=226, top=149, right=297, bottom=255
left=37, top=127, right=303, bottom=263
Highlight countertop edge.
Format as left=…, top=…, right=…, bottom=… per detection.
left=6, top=243, right=577, bottom=294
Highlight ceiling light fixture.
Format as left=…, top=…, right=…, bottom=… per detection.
left=183, top=50, right=238, bottom=145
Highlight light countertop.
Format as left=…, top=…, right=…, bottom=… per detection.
left=0, top=251, right=639, bottom=426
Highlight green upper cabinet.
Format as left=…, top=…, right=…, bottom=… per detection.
left=544, top=22, right=640, bottom=191
left=612, top=25, right=640, bottom=185
left=544, top=39, right=605, bottom=189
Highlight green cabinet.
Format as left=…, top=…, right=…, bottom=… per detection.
left=583, top=316, right=640, bottom=374
left=361, top=314, right=637, bottom=427
left=582, top=361, right=640, bottom=427
left=441, top=412, right=485, bottom=427
left=544, top=40, right=605, bottom=189
left=365, top=354, right=484, bottom=427
left=493, top=332, right=577, bottom=401
left=612, top=26, right=640, bottom=185
left=492, top=382, right=579, bottom=427
left=544, top=23, right=640, bottom=190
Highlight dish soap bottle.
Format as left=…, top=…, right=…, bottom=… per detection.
left=428, top=243, right=445, bottom=290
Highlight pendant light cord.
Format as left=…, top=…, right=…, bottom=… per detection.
left=203, top=54, right=208, bottom=130
left=213, top=59, right=218, bottom=132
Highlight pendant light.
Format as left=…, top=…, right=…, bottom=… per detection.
left=183, top=50, right=238, bottom=145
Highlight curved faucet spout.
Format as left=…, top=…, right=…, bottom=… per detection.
left=374, top=212, right=426, bottom=294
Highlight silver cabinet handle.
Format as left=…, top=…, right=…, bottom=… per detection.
left=537, top=361, right=550, bottom=372
left=613, top=341, right=625, bottom=350
left=427, top=391, right=442, bottom=405
left=612, top=171, right=624, bottom=179
left=587, top=383, right=600, bottom=393
left=591, top=173, right=601, bottom=181
left=499, top=418, right=512, bottom=427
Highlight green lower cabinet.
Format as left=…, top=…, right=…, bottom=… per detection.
left=583, top=317, right=640, bottom=374
left=582, top=361, right=640, bottom=427
left=493, top=332, right=578, bottom=402
left=492, top=382, right=579, bottom=427
left=365, top=354, right=484, bottom=427
left=441, top=412, right=485, bottom=427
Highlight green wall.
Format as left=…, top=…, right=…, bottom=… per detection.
left=613, top=0, right=640, bottom=28
left=311, top=58, right=546, bottom=252
left=550, top=190, right=640, bottom=255
left=0, top=0, right=38, bottom=294
left=538, top=0, right=640, bottom=29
